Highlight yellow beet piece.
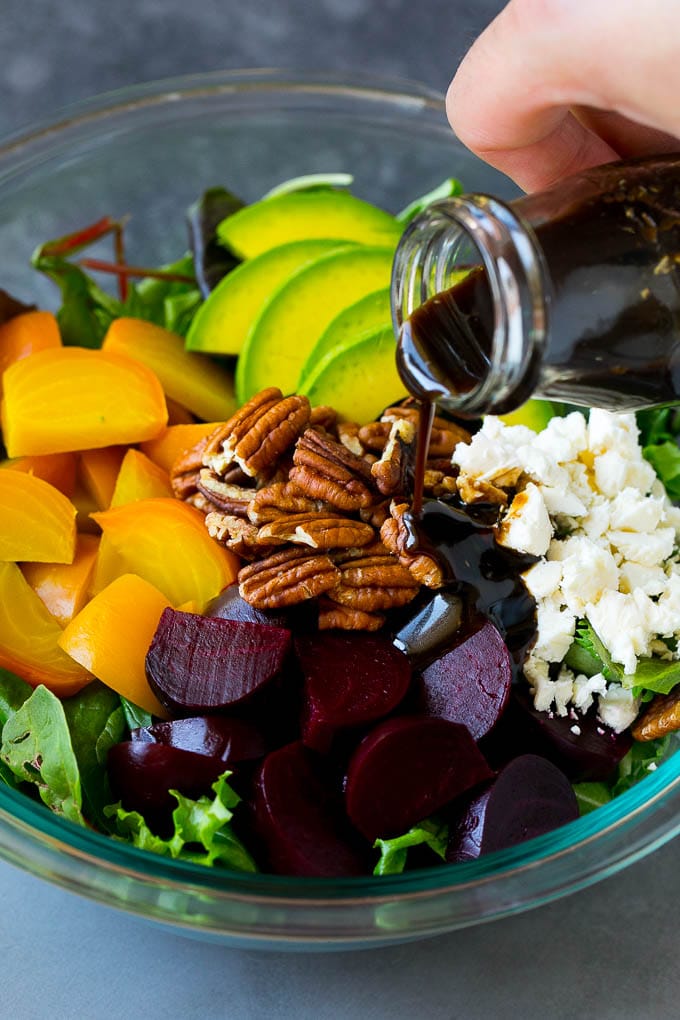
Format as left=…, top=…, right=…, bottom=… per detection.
left=102, top=317, right=236, bottom=422
left=1, top=346, right=168, bottom=456
left=0, top=310, right=61, bottom=397
left=91, top=497, right=239, bottom=607
left=79, top=446, right=127, bottom=510
left=89, top=450, right=174, bottom=595
left=0, top=561, right=93, bottom=696
left=110, top=448, right=173, bottom=507
left=140, top=422, right=223, bottom=473
left=22, top=533, right=99, bottom=627
left=58, top=573, right=170, bottom=717
left=0, top=470, right=77, bottom=563
left=2, top=451, right=77, bottom=497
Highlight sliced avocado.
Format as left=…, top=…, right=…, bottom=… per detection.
left=236, top=246, right=395, bottom=403
left=300, top=325, right=406, bottom=422
left=185, top=239, right=352, bottom=355
left=498, top=399, right=556, bottom=431
left=298, top=287, right=391, bottom=389
left=217, top=190, right=402, bottom=260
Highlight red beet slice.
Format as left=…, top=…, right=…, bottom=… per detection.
left=108, top=741, right=226, bottom=819
left=345, top=715, right=494, bottom=841
left=145, top=607, right=292, bottom=715
left=419, top=619, right=512, bottom=740
left=481, top=689, right=632, bottom=781
left=447, top=754, right=579, bottom=862
left=295, top=632, right=412, bottom=753
left=130, top=715, right=267, bottom=764
left=252, top=741, right=367, bottom=877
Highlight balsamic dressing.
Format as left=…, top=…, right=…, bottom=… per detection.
left=393, top=155, right=680, bottom=673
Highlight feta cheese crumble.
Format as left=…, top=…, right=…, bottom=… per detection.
left=452, top=409, right=680, bottom=732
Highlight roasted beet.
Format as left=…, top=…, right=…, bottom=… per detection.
left=391, top=590, right=464, bottom=667
left=108, top=741, right=226, bottom=820
left=345, top=715, right=494, bottom=841
left=252, top=741, right=367, bottom=877
left=145, top=608, right=292, bottom=715
left=206, top=583, right=318, bottom=631
left=419, top=619, right=512, bottom=740
left=130, top=715, right=267, bottom=764
left=447, top=754, right=579, bottom=862
left=481, top=689, right=632, bottom=782
left=295, top=632, right=412, bottom=753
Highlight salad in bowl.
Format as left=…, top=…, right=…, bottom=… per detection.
left=1, top=72, right=680, bottom=947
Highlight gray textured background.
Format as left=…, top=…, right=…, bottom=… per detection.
left=1, top=0, right=504, bottom=139
left=2, top=2, right=680, bottom=1018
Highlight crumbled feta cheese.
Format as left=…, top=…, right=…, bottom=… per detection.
left=596, top=684, right=640, bottom=733
left=586, top=591, right=654, bottom=674
left=454, top=407, right=680, bottom=731
left=556, top=535, right=619, bottom=613
left=497, top=482, right=552, bottom=556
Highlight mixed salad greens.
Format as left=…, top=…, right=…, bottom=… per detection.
left=1, top=173, right=680, bottom=878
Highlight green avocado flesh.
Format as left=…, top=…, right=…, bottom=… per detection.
left=498, top=399, right=557, bottom=430
left=300, top=325, right=406, bottom=422
left=184, top=239, right=353, bottom=355
left=235, top=246, right=396, bottom=404
left=298, top=287, right=391, bottom=389
left=217, top=190, right=402, bottom=260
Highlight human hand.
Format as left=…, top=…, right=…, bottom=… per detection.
left=446, top=0, right=680, bottom=192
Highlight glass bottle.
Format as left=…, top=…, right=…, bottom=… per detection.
left=392, top=153, right=680, bottom=416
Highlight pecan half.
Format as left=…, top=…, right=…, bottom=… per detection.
left=457, top=474, right=508, bottom=506
left=632, top=688, right=680, bottom=741
left=205, top=511, right=261, bottom=559
left=326, top=551, right=419, bottom=611
left=371, top=418, right=416, bottom=497
left=381, top=405, right=471, bottom=455
left=195, top=468, right=253, bottom=516
left=238, top=546, right=341, bottom=608
left=380, top=502, right=444, bottom=589
left=290, top=428, right=377, bottom=511
left=204, top=388, right=311, bottom=478
left=257, top=513, right=375, bottom=550
left=247, top=481, right=326, bottom=525
left=336, top=421, right=364, bottom=457
left=309, top=405, right=338, bottom=433
left=317, top=599, right=385, bottom=632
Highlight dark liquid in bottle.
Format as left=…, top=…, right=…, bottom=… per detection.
left=397, top=155, right=680, bottom=414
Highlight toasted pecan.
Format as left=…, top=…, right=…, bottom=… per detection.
left=290, top=428, right=377, bottom=511
left=238, top=546, right=341, bottom=608
left=257, top=512, right=375, bottom=550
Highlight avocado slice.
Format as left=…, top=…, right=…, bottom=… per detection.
left=236, top=246, right=396, bottom=403
left=300, top=325, right=406, bottom=422
left=185, top=239, right=353, bottom=355
left=498, top=399, right=557, bottom=430
left=217, top=190, right=402, bottom=260
left=298, top=287, right=391, bottom=389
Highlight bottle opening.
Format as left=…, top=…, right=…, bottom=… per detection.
left=391, top=196, right=547, bottom=417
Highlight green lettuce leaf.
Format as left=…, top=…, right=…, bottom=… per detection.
left=565, top=619, right=680, bottom=698
left=0, top=667, right=33, bottom=727
left=0, top=685, right=84, bottom=825
left=119, top=697, right=153, bottom=733
left=612, top=736, right=672, bottom=797
left=62, top=682, right=126, bottom=827
left=642, top=441, right=680, bottom=501
left=373, top=817, right=448, bottom=875
left=396, top=177, right=464, bottom=226
left=106, top=772, right=256, bottom=872
left=572, top=781, right=612, bottom=815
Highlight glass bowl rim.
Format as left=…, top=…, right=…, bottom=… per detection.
left=1, top=68, right=679, bottom=922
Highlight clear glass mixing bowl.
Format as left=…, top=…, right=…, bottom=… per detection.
left=1, top=70, right=680, bottom=951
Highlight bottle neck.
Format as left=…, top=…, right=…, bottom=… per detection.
left=391, top=195, right=549, bottom=416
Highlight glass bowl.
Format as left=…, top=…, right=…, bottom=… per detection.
left=1, top=69, right=680, bottom=951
